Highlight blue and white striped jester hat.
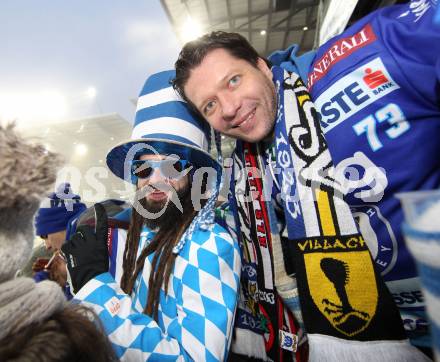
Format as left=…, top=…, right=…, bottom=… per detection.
left=106, top=70, right=222, bottom=253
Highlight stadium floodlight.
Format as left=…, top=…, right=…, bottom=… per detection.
left=181, top=16, right=203, bottom=43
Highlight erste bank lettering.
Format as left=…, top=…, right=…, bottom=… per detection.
left=314, top=57, right=400, bottom=134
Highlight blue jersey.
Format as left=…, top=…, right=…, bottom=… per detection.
left=308, top=1, right=440, bottom=347
left=270, top=0, right=440, bottom=347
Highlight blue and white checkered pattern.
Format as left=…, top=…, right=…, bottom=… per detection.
left=75, top=223, right=241, bottom=361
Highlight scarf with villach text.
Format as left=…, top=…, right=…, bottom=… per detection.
left=229, top=140, right=307, bottom=362
left=231, top=66, right=430, bottom=362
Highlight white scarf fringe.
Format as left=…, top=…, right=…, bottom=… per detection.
left=231, top=328, right=269, bottom=360
left=308, top=334, right=432, bottom=362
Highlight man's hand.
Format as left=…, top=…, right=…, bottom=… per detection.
left=61, top=203, right=109, bottom=294
left=49, top=257, right=68, bottom=287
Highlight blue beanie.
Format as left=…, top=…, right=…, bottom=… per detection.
left=35, top=183, right=87, bottom=236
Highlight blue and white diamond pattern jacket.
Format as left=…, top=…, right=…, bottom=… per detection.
left=75, top=223, right=241, bottom=361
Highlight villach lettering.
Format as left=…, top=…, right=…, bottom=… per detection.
left=298, top=235, right=366, bottom=252
left=308, top=24, right=377, bottom=89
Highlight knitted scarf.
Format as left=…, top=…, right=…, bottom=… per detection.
left=0, top=278, right=66, bottom=340
left=230, top=67, right=430, bottom=361
left=229, top=139, right=306, bottom=362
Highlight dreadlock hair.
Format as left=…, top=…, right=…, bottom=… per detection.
left=120, top=181, right=197, bottom=321
left=0, top=304, right=117, bottom=362
left=172, top=31, right=270, bottom=114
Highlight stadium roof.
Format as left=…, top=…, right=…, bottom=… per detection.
left=161, top=0, right=320, bottom=56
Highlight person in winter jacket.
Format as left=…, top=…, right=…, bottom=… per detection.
left=61, top=70, right=241, bottom=361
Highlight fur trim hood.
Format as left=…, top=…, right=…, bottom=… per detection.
left=0, top=123, right=62, bottom=282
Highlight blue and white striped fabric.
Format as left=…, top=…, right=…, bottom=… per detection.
left=75, top=223, right=241, bottom=361
left=106, top=70, right=220, bottom=184
left=133, top=76, right=208, bottom=151
left=402, top=223, right=440, bottom=360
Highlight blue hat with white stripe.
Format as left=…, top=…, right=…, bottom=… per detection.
left=35, top=183, right=87, bottom=237
left=106, top=70, right=222, bottom=252
left=106, top=70, right=221, bottom=184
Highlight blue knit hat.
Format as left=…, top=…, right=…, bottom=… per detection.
left=106, top=70, right=222, bottom=253
left=35, top=183, right=87, bottom=236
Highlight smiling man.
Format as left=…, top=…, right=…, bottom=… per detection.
left=184, top=48, right=276, bottom=143
left=134, top=153, right=191, bottom=229
left=173, top=1, right=439, bottom=361
left=61, top=70, right=241, bottom=361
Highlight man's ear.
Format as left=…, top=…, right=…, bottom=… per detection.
left=257, top=57, right=273, bottom=81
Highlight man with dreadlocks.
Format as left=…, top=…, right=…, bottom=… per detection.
left=61, top=70, right=241, bottom=361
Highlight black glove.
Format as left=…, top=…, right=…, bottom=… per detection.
left=61, top=203, right=109, bottom=294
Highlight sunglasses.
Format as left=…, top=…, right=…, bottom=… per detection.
left=131, top=159, right=191, bottom=180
